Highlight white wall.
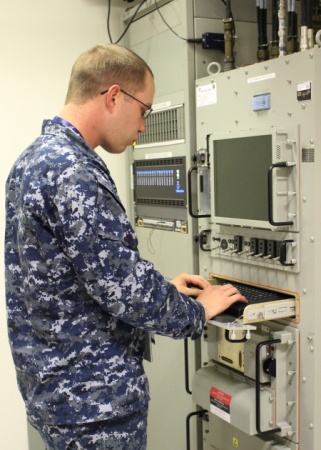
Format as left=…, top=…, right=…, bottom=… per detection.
left=0, top=1, right=127, bottom=448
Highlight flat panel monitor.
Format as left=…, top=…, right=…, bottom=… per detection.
left=133, top=157, right=186, bottom=207
left=211, top=128, right=288, bottom=230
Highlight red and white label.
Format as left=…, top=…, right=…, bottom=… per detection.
left=210, top=387, right=232, bottom=423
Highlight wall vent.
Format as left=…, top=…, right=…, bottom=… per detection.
left=302, top=147, right=315, bottom=162
left=135, top=157, right=185, bottom=167
left=136, top=105, right=185, bottom=146
left=136, top=198, right=185, bottom=207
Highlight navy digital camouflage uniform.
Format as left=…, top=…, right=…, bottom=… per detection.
left=40, top=406, right=148, bottom=449
left=5, top=120, right=205, bottom=448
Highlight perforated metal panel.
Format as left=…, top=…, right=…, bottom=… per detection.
left=136, top=105, right=185, bottom=145
left=302, top=147, right=315, bottom=162
left=135, top=156, right=185, bottom=166
left=136, top=198, right=185, bottom=207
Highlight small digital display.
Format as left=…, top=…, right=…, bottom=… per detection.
left=133, top=157, right=186, bottom=205
left=135, top=168, right=185, bottom=195
left=213, top=135, right=272, bottom=221
left=252, top=93, right=271, bottom=111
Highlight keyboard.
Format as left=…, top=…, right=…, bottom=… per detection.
left=223, top=281, right=291, bottom=318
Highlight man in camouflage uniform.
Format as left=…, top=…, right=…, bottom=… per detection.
left=5, top=44, right=246, bottom=449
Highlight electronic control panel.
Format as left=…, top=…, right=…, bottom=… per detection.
left=192, top=47, right=321, bottom=450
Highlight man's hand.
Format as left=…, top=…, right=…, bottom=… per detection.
left=197, top=284, right=247, bottom=319
left=170, top=273, right=211, bottom=297
left=171, top=273, right=247, bottom=320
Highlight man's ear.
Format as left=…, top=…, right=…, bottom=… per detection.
left=104, top=85, right=121, bottom=111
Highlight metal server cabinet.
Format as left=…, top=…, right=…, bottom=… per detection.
left=122, top=1, right=267, bottom=449
left=193, top=47, right=321, bottom=450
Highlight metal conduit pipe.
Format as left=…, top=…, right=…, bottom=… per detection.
left=270, top=0, right=279, bottom=58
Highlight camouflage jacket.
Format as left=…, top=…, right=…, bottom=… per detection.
left=5, top=120, right=205, bottom=427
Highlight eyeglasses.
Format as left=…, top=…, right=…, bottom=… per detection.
left=100, top=88, right=153, bottom=119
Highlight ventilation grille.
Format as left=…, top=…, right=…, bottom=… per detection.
left=136, top=198, right=185, bottom=207
left=135, top=157, right=185, bottom=167
left=302, top=147, right=315, bottom=162
left=136, top=105, right=185, bottom=145
left=276, top=143, right=282, bottom=160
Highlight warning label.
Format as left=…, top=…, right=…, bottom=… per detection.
left=210, top=387, right=232, bottom=423
left=297, top=81, right=311, bottom=101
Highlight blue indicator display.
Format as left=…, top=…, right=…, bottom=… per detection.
left=252, top=93, right=271, bottom=111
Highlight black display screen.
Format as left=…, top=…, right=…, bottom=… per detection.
left=213, top=135, right=272, bottom=221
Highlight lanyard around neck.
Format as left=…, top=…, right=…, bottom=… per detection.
left=53, top=116, right=83, bottom=138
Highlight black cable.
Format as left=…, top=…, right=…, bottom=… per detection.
left=226, top=0, right=230, bottom=18
left=221, top=0, right=234, bottom=19
left=294, top=11, right=298, bottom=36
left=106, top=0, right=113, bottom=44
left=108, top=0, right=228, bottom=47
left=153, top=0, right=202, bottom=43
left=107, top=0, right=147, bottom=45
left=301, top=0, right=308, bottom=27
left=307, top=0, right=313, bottom=29
left=107, top=0, right=113, bottom=43
left=257, top=1, right=264, bottom=46
left=184, top=339, right=192, bottom=395
left=287, top=0, right=297, bottom=36
left=262, top=1, right=268, bottom=44
left=271, top=0, right=279, bottom=42
left=115, top=1, right=147, bottom=44
left=287, top=9, right=293, bottom=38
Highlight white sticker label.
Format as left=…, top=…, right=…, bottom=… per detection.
left=196, top=83, right=217, bottom=107
left=248, top=73, right=276, bottom=84
left=145, top=152, right=172, bottom=159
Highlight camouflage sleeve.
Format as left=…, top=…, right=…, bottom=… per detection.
left=54, top=162, right=205, bottom=340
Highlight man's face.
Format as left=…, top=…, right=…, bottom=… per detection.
left=101, top=71, right=155, bottom=154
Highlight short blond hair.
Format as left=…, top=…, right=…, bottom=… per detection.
left=65, top=44, right=153, bottom=104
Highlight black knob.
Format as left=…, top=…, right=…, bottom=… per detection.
left=263, top=358, right=276, bottom=377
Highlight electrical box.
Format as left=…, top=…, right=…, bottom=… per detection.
left=193, top=47, right=321, bottom=450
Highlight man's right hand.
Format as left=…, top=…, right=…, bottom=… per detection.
left=197, top=283, right=247, bottom=319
